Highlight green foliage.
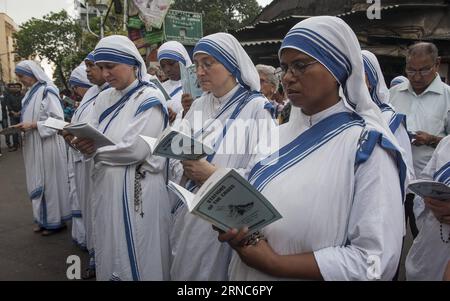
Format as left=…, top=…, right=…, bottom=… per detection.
left=171, top=0, right=262, bottom=35
left=13, top=10, right=83, bottom=90
left=13, top=8, right=127, bottom=90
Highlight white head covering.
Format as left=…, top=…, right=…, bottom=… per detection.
left=279, top=16, right=408, bottom=199
left=93, top=35, right=151, bottom=83
left=390, top=75, right=408, bottom=88
left=279, top=16, right=400, bottom=150
left=193, top=32, right=260, bottom=92
left=69, top=63, right=92, bottom=89
left=85, top=51, right=95, bottom=63
left=157, top=41, right=192, bottom=67
left=362, top=50, right=390, bottom=106
left=15, top=60, right=56, bottom=87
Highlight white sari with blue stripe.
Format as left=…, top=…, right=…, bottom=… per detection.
left=70, top=83, right=110, bottom=259
left=170, top=84, right=276, bottom=280
left=362, top=50, right=415, bottom=182
left=87, top=80, right=171, bottom=280
left=21, top=81, right=71, bottom=230
left=406, top=135, right=450, bottom=280
left=230, top=101, right=404, bottom=280
left=161, top=79, right=183, bottom=114
left=68, top=65, right=94, bottom=250
left=230, top=16, right=406, bottom=280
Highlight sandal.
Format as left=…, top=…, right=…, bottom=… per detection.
left=41, top=229, right=57, bottom=236
left=41, top=225, right=66, bottom=236
left=33, top=226, right=43, bottom=233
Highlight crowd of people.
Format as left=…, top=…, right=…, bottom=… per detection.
left=3, top=15, right=450, bottom=281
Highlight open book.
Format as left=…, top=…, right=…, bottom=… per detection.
left=408, top=179, right=450, bottom=201
left=0, top=127, right=21, bottom=136
left=139, top=126, right=214, bottom=161
left=43, top=117, right=115, bottom=148
left=180, top=64, right=203, bottom=100
left=167, top=168, right=282, bottom=234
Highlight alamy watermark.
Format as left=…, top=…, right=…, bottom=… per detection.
left=367, top=0, right=382, bottom=20
left=66, top=255, right=81, bottom=280
left=366, top=255, right=381, bottom=280
left=173, top=114, right=280, bottom=163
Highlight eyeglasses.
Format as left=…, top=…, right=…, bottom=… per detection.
left=405, top=66, right=435, bottom=77
left=194, top=60, right=218, bottom=72
left=277, top=60, right=318, bottom=77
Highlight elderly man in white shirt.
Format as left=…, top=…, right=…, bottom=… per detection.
left=390, top=42, right=450, bottom=238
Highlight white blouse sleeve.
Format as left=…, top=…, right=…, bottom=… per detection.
left=313, top=145, right=404, bottom=280
left=36, top=91, right=64, bottom=139
left=94, top=104, right=165, bottom=167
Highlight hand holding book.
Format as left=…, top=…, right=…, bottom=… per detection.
left=70, top=136, right=97, bottom=156
left=139, top=126, right=214, bottom=161
left=182, top=159, right=218, bottom=186
left=167, top=168, right=282, bottom=234
left=43, top=117, right=114, bottom=149
left=0, top=125, right=24, bottom=135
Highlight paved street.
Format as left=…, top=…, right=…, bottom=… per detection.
left=0, top=140, right=89, bottom=281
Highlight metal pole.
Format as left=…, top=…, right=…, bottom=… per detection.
left=86, top=2, right=99, bottom=38
left=100, top=13, right=104, bottom=39
left=123, top=0, right=128, bottom=32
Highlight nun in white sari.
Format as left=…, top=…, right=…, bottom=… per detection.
left=406, top=135, right=450, bottom=280
left=66, top=52, right=110, bottom=272
left=14, top=60, right=70, bottom=235
left=362, top=50, right=415, bottom=182
left=170, top=33, right=276, bottom=280
left=74, top=35, right=171, bottom=281
left=219, top=16, right=407, bottom=281
left=67, top=63, right=93, bottom=249
left=157, top=41, right=192, bottom=115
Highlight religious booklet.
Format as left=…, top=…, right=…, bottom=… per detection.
left=149, top=77, right=171, bottom=101
left=167, top=168, right=282, bottom=234
left=43, top=117, right=115, bottom=148
left=180, top=64, right=203, bottom=100
left=139, top=126, right=214, bottom=161
left=408, top=179, right=450, bottom=201
left=0, top=127, right=21, bottom=136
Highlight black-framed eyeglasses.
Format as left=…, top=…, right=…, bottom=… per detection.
left=277, top=60, right=318, bottom=78
left=405, top=66, right=435, bottom=77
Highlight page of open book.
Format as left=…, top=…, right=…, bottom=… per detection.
left=408, top=180, right=450, bottom=200
left=43, top=117, right=69, bottom=131
left=167, top=181, right=196, bottom=211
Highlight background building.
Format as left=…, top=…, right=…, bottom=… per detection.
left=74, top=0, right=109, bottom=31
left=0, top=12, right=18, bottom=89
left=234, top=0, right=450, bottom=84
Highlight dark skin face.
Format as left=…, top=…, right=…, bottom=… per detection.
left=160, top=59, right=181, bottom=81
left=7, top=84, right=21, bottom=94
left=280, top=48, right=340, bottom=116
left=406, top=54, right=440, bottom=95
left=86, top=60, right=106, bottom=86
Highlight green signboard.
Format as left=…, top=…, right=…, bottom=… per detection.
left=164, top=10, right=203, bottom=46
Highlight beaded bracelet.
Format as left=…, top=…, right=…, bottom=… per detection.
left=244, top=231, right=267, bottom=246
